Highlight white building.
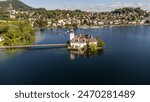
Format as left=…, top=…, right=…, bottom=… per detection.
left=70, top=30, right=75, bottom=41
left=70, top=31, right=98, bottom=49
left=0, top=36, right=4, bottom=42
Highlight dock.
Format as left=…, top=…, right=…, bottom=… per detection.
left=0, top=44, right=66, bottom=49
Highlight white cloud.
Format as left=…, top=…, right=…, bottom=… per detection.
left=81, top=2, right=150, bottom=12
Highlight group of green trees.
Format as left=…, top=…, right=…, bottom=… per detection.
left=0, top=11, right=9, bottom=20
left=82, top=37, right=105, bottom=55
left=34, top=19, right=48, bottom=28
left=84, top=39, right=104, bottom=56
left=112, top=7, right=145, bottom=16
left=0, top=20, right=35, bottom=46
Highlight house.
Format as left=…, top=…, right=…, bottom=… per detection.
left=70, top=30, right=98, bottom=49
left=98, top=21, right=104, bottom=25
left=0, top=36, right=4, bottom=42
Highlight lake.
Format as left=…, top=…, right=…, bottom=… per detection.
left=0, top=26, right=150, bottom=85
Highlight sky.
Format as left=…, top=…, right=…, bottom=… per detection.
left=2, top=0, right=150, bottom=11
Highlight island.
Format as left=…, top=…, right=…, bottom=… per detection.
left=67, top=30, right=105, bottom=60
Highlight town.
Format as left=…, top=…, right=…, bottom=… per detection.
left=0, top=0, right=150, bottom=28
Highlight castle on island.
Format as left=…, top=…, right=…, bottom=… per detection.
left=68, top=30, right=104, bottom=60
left=69, top=30, right=98, bottom=50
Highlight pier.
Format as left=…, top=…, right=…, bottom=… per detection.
left=0, top=44, right=66, bottom=49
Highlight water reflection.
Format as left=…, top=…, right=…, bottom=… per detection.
left=35, top=29, right=46, bottom=44
left=1, top=27, right=150, bottom=85
left=0, top=49, right=22, bottom=62
left=70, top=49, right=104, bottom=60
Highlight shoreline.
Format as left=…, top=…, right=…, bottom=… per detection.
left=73, top=24, right=150, bottom=29
left=35, top=24, right=150, bottom=29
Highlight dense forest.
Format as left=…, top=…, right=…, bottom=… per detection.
left=0, top=20, right=35, bottom=46
left=112, top=7, right=145, bottom=15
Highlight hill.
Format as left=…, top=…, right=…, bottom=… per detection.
left=112, top=7, right=145, bottom=16
left=0, top=0, right=34, bottom=11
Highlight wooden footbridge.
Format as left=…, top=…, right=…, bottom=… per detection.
left=0, top=44, right=66, bottom=49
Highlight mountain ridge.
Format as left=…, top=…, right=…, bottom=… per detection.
left=0, top=0, right=34, bottom=11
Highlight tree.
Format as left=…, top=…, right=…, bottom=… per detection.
left=35, top=19, right=48, bottom=28
left=96, top=37, right=105, bottom=47
left=1, top=20, right=35, bottom=46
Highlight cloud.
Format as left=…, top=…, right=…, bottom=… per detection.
left=81, top=2, right=150, bottom=12
left=143, top=0, right=150, bottom=1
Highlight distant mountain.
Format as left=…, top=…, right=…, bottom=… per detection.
left=0, top=0, right=34, bottom=11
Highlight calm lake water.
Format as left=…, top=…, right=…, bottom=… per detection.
left=0, top=26, right=150, bottom=85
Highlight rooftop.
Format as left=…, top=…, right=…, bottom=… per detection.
left=71, top=34, right=97, bottom=43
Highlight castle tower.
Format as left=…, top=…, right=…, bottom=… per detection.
left=70, top=29, right=75, bottom=41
